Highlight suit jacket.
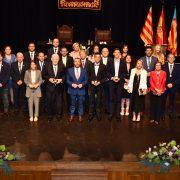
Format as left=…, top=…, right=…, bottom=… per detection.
left=35, top=60, right=46, bottom=72
left=24, top=70, right=42, bottom=98
left=88, top=63, right=107, bottom=84
left=60, top=55, right=74, bottom=69
left=106, top=58, right=126, bottom=83
left=81, top=59, right=92, bottom=73
left=0, top=61, right=10, bottom=88
left=66, top=67, right=88, bottom=95
left=128, top=68, right=147, bottom=93
left=24, top=51, right=38, bottom=65
left=47, top=47, right=61, bottom=60
left=150, top=70, right=166, bottom=93
left=140, top=56, right=158, bottom=72
left=163, top=62, right=179, bottom=89
left=11, top=61, right=29, bottom=85
left=42, top=61, right=65, bottom=90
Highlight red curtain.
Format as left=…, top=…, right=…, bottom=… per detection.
left=58, top=0, right=101, bottom=10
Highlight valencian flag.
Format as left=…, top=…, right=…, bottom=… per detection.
left=168, top=7, right=177, bottom=56
left=140, top=7, right=153, bottom=45
left=156, top=6, right=167, bottom=45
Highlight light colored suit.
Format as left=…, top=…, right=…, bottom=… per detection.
left=24, top=70, right=42, bottom=117
left=128, top=68, right=147, bottom=93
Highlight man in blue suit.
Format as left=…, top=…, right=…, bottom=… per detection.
left=66, top=58, right=88, bottom=122
left=162, top=53, right=179, bottom=119
left=140, top=46, right=158, bottom=87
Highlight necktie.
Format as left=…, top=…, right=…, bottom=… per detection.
left=75, top=68, right=80, bottom=80
left=54, top=65, right=57, bottom=76
left=54, top=48, right=57, bottom=54
left=82, top=61, right=85, bottom=68
left=18, top=62, right=22, bottom=73
left=30, top=52, right=33, bottom=60
left=147, top=57, right=150, bottom=69
left=170, top=64, right=173, bottom=77
left=40, top=62, right=43, bottom=71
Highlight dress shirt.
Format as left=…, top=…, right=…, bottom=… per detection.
left=29, top=51, right=35, bottom=60
left=31, top=70, right=36, bottom=84
left=168, top=63, right=174, bottom=77
left=0, top=62, right=2, bottom=72
left=94, top=63, right=100, bottom=76
left=53, top=47, right=58, bottom=54
left=74, top=67, right=81, bottom=80
left=102, top=57, right=108, bottom=65
left=53, top=64, right=58, bottom=76
left=114, top=59, right=120, bottom=77
left=62, top=56, right=67, bottom=67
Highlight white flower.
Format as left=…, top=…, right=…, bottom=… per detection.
left=153, top=152, right=158, bottom=156
left=148, top=148, right=151, bottom=152
left=169, top=152, right=173, bottom=156
left=153, top=146, right=157, bottom=149
left=173, top=146, right=178, bottom=150
left=164, top=162, right=170, bottom=166
left=146, top=150, right=149, bottom=153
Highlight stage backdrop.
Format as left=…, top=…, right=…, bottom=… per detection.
left=58, top=0, right=101, bottom=10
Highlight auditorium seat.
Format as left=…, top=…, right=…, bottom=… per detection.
left=95, top=28, right=111, bottom=44
left=57, top=25, right=73, bottom=45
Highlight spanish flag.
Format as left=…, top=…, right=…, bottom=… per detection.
left=140, top=7, right=153, bottom=45
left=156, top=7, right=166, bottom=45
left=168, top=7, right=177, bottom=56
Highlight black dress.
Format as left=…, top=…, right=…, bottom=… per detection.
left=122, top=63, right=132, bottom=98
left=130, top=74, right=145, bottom=114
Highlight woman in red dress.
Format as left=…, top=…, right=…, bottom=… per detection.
left=150, top=62, right=166, bottom=124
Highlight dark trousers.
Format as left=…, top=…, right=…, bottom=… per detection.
left=12, top=83, right=27, bottom=112
left=150, top=92, right=163, bottom=121
left=89, top=86, right=102, bottom=116
left=84, top=84, right=89, bottom=112
left=63, top=84, right=70, bottom=113
left=109, top=82, right=122, bottom=117
left=103, top=81, right=110, bottom=112
left=46, top=86, right=63, bottom=116
left=39, top=83, right=47, bottom=114
left=162, top=88, right=176, bottom=116
left=0, top=88, right=9, bottom=111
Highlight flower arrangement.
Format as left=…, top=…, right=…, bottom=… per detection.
left=139, top=140, right=180, bottom=172
left=79, top=44, right=90, bottom=55
left=0, top=145, right=20, bottom=174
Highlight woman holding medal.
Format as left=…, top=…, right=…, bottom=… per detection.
left=150, top=62, right=166, bottom=124
left=127, top=59, right=147, bottom=122
left=24, top=61, right=42, bottom=122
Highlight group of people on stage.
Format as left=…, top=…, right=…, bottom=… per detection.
left=0, top=38, right=179, bottom=124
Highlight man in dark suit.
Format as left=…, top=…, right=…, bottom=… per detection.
left=24, top=42, right=38, bottom=66
left=88, top=53, right=107, bottom=121
left=80, top=50, right=92, bottom=112
left=162, top=53, right=179, bottom=119
left=101, top=47, right=112, bottom=113
left=11, top=52, right=28, bottom=113
left=140, top=46, right=158, bottom=86
left=36, top=52, right=47, bottom=113
left=60, top=47, right=74, bottom=112
left=47, top=38, right=61, bottom=60
left=0, top=51, right=10, bottom=115
left=60, top=47, right=74, bottom=69
left=43, top=54, right=65, bottom=121
left=107, top=48, right=126, bottom=121
left=66, top=58, right=88, bottom=122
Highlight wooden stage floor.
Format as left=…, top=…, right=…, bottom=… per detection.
left=0, top=95, right=179, bottom=162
